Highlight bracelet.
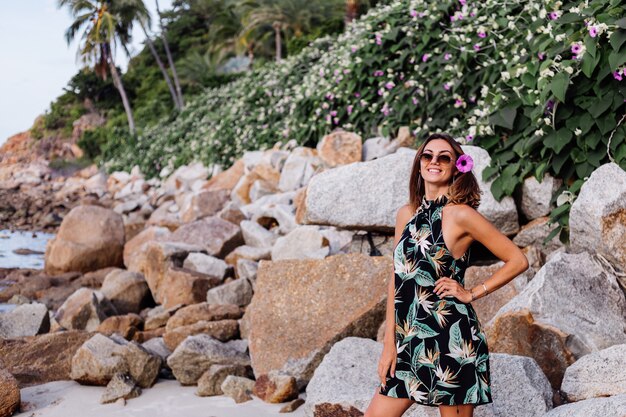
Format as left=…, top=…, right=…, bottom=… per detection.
left=482, top=283, right=489, bottom=296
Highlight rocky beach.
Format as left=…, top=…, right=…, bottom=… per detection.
left=1, top=128, right=626, bottom=417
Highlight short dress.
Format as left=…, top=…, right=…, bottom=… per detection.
left=379, top=193, right=493, bottom=407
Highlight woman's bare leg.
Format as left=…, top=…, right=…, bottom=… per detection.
left=363, top=387, right=415, bottom=417
left=438, top=404, right=474, bottom=417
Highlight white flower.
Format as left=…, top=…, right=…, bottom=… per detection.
left=535, top=129, right=545, bottom=137
left=544, top=117, right=552, bottom=126
left=574, top=128, right=582, bottom=136
left=501, top=71, right=511, bottom=81
left=564, top=66, right=574, bottom=74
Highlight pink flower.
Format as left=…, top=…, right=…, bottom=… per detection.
left=456, top=154, right=473, bottom=172
left=444, top=53, right=452, bottom=60
left=469, top=96, right=476, bottom=103
left=538, top=52, right=545, bottom=60
left=373, top=70, right=384, bottom=76
left=443, top=83, right=451, bottom=91
left=410, top=9, right=418, bottom=17
left=326, top=93, right=334, bottom=100
left=459, top=0, right=466, bottom=5
left=470, top=11, right=476, bottom=17
left=473, top=44, right=481, bottom=51
left=589, top=26, right=598, bottom=37
left=450, top=15, right=456, bottom=22
left=333, top=117, right=339, bottom=125
left=455, top=98, right=464, bottom=106
left=378, top=88, right=384, bottom=96
left=418, top=12, right=425, bottom=17
left=614, top=70, right=623, bottom=81
left=347, top=105, right=354, bottom=115
left=478, top=31, right=486, bottom=38
left=375, top=34, right=382, bottom=45
left=549, top=11, right=559, bottom=20
left=385, top=82, right=395, bottom=90
left=412, top=97, right=419, bottom=105
left=330, top=110, right=337, bottom=117
left=351, top=46, right=358, bottom=53
left=354, top=92, right=361, bottom=98
left=571, top=43, right=582, bottom=55
left=422, top=53, right=430, bottom=62
left=466, top=135, right=474, bottom=141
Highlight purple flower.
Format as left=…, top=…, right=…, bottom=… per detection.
left=376, top=34, right=382, bottom=45
left=450, top=15, right=456, bottom=22
left=354, top=92, right=361, bottom=98
left=544, top=99, right=555, bottom=115
left=443, top=83, right=451, bottom=91
left=410, top=9, right=418, bottom=17
left=444, top=52, right=452, bottom=60
left=326, top=93, right=334, bottom=100
left=330, top=110, right=337, bottom=117
left=373, top=70, right=384, bottom=77
left=378, top=88, right=384, bottom=96
left=456, top=154, right=474, bottom=173
left=412, top=97, right=419, bottom=105
left=470, top=11, right=476, bottom=17
left=347, top=105, right=354, bottom=115
left=333, top=117, right=339, bottom=125
left=571, top=42, right=582, bottom=55
left=614, top=70, right=623, bottom=81
left=418, top=12, right=425, bottom=17
left=399, top=73, right=405, bottom=80
left=469, top=96, right=476, bottom=103
left=478, top=31, right=486, bottom=38
left=422, top=53, right=430, bottom=62
left=549, top=11, right=559, bottom=20
left=459, top=0, right=466, bottom=5
left=473, top=44, right=481, bottom=51
left=589, top=26, right=598, bottom=37
left=455, top=98, right=464, bottom=106
left=385, top=82, right=395, bottom=90
left=538, top=52, right=546, bottom=60
left=466, top=135, right=474, bottom=142
left=351, top=46, right=358, bottom=53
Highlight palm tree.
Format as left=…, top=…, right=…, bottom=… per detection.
left=155, top=0, right=184, bottom=107
left=59, top=0, right=140, bottom=134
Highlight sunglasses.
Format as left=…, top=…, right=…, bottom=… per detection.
left=419, top=152, right=454, bottom=165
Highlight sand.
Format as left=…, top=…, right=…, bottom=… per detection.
left=18, top=379, right=307, bottom=417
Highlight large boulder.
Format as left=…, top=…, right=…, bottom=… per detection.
left=569, top=162, right=626, bottom=271
left=100, top=269, right=152, bottom=315
left=168, top=216, right=243, bottom=258
left=0, top=302, right=50, bottom=338
left=54, top=288, right=117, bottom=331
left=520, top=174, right=562, bottom=220
left=242, top=253, right=390, bottom=389
left=316, top=130, right=362, bottom=168
left=44, top=205, right=125, bottom=274
left=542, top=394, right=626, bottom=417
left=300, top=146, right=518, bottom=234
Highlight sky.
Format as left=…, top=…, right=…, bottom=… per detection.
left=0, top=0, right=173, bottom=146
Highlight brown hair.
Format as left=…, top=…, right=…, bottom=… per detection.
left=408, top=133, right=482, bottom=211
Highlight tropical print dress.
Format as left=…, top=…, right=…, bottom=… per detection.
left=379, top=193, right=493, bottom=407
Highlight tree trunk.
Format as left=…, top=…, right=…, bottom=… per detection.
left=140, top=21, right=181, bottom=110
left=345, top=0, right=358, bottom=26
left=104, top=43, right=136, bottom=135
left=273, top=22, right=282, bottom=62
left=156, top=0, right=184, bottom=107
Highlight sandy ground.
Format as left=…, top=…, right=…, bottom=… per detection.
left=17, top=379, right=307, bottom=417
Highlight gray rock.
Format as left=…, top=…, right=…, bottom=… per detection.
left=220, top=375, right=255, bottom=403
left=166, top=334, right=251, bottom=385
left=362, top=136, right=394, bottom=161
left=246, top=203, right=298, bottom=235
left=520, top=174, right=562, bottom=220
left=100, top=373, right=141, bottom=404
left=240, top=220, right=278, bottom=248
left=512, top=217, right=564, bottom=257
left=196, top=364, right=250, bottom=396
left=561, top=344, right=626, bottom=401
left=55, top=288, right=117, bottom=331
left=183, top=253, right=230, bottom=279
left=70, top=333, right=128, bottom=385
left=236, top=259, right=258, bottom=283
left=278, top=149, right=321, bottom=192
left=270, top=226, right=330, bottom=260
left=141, top=337, right=172, bottom=363
left=319, top=228, right=355, bottom=255
left=206, top=278, right=253, bottom=307
left=0, top=302, right=50, bottom=338
left=487, top=251, right=626, bottom=358
left=569, top=162, right=626, bottom=271
left=542, top=394, right=626, bottom=417
left=100, top=269, right=152, bottom=315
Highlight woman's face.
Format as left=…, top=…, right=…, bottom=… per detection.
left=419, top=139, right=456, bottom=185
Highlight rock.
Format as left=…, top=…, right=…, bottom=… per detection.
left=486, top=309, right=575, bottom=389
left=520, top=174, right=562, bottom=220
left=0, top=331, right=91, bottom=387
left=123, top=226, right=171, bottom=270
left=196, top=364, right=250, bottom=397
left=240, top=220, right=278, bottom=248
left=512, top=217, right=564, bottom=258
left=100, top=269, right=152, bottom=315
left=44, top=205, right=125, bottom=274
left=319, top=228, right=355, bottom=256
left=203, top=159, right=245, bottom=192
left=242, top=253, right=390, bottom=389
left=487, top=251, right=626, bottom=359
left=146, top=201, right=181, bottom=231
left=163, top=320, right=240, bottom=351
left=316, top=130, right=362, bottom=168
left=100, top=373, right=141, bottom=404
left=278, top=148, right=321, bottom=192
left=54, top=288, right=117, bottom=331
left=561, top=343, right=626, bottom=401
left=183, top=253, right=230, bottom=279
left=117, top=337, right=162, bottom=388
left=158, top=267, right=220, bottom=309
left=362, top=136, right=393, bottom=161
left=569, top=162, right=626, bottom=270
left=141, top=337, right=171, bottom=363
left=70, top=334, right=128, bottom=385
left=253, top=370, right=299, bottom=403
left=231, top=163, right=280, bottom=206
left=168, top=217, right=243, bottom=258
left=300, top=146, right=518, bottom=234
left=236, top=258, right=258, bottom=282
left=144, top=305, right=182, bottom=331
left=279, top=398, right=306, bottom=413
left=180, top=188, right=231, bottom=223
left=0, top=302, right=50, bottom=338
left=206, top=278, right=253, bottom=307
left=166, top=334, right=251, bottom=385
left=165, top=303, right=243, bottom=332
left=224, top=245, right=271, bottom=265
left=164, top=162, right=209, bottom=192
left=0, top=368, right=20, bottom=417
left=97, top=313, right=144, bottom=340
left=542, top=394, right=626, bottom=417
left=271, top=226, right=330, bottom=260
left=221, top=375, right=255, bottom=403
left=349, top=232, right=395, bottom=257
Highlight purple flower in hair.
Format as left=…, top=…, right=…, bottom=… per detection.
left=456, top=154, right=473, bottom=173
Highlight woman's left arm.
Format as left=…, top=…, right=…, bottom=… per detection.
left=434, top=205, right=530, bottom=303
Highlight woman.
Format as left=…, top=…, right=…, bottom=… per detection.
left=364, top=133, right=529, bottom=417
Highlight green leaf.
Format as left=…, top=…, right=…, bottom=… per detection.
left=584, top=35, right=597, bottom=58
left=489, top=106, right=517, bottom=129
left=581, top=51, right=601, bottom=78
left=589, top=94, right=614, bottom=118
left=608, top=49, right=626, bottom=71
left=616, top=17, right=626, bottom=29
left=610, top=30, right=626, bottom=51
left=559, top=13, right=583, bottom=24
left=550, top=72, right=570, bottom=102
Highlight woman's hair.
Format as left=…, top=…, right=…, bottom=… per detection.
left=408, top=132, right=482, bottom=210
